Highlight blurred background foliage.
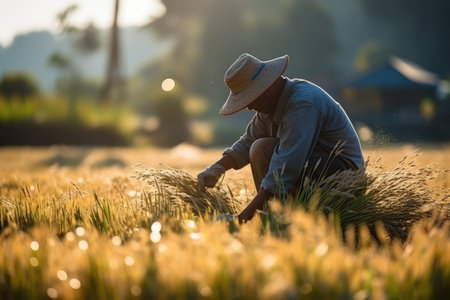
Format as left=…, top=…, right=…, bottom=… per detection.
left=0, top=0, right=449, bottom=147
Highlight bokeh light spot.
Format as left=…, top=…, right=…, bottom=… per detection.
left=161, top=78, right=175, bottom=92
left=315, top=242, right=329, bottom=256
left=57, top=270, right=68, bottom=281
left=150, top=231, right=161, bottom=243
left=29, top=257, right=39, bottom=267
left=112, top=236, right=122, bottom=246
left=200, top=285, right=212, bottom=297
left=357, top=126, right=373, bottom=142
left=131, top=285, right=142, bottom=296
left=151, top=221, right=162, bottom=233
left=75, top=227, right=85, bottom=237
left=78, top=240, right=89, bottom=251
left=190, top=232, right=201, bottom=240
left=158, top=243, right=168, bottom=253
left=185, top=220, right=196, bottom=229
left=47, top=288, right=58, bottom=299
left=65, top=232, right=75, bottom=242
left=30, top=241, right=39, bottom=251
left=124, top=256, right=135, bottom=266
left=69, top=278, right=81, bottom=289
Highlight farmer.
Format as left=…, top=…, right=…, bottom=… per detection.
left=197, top=53, right=364, bottom=223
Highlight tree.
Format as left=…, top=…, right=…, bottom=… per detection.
left=255, top=0, right=339, bottom=80
left=353, top=41, right=391, bottom=72
left=360, top=0, right=450, bottom=76
left=47, top=51, right=82, bottom=98
left=100, top=0, right=125, bottom=103
left=0, top=73, right=40, bottom=100
left=75, top=22, right=101, bottom=54
left=49, top=5, right=101, bottom=99
left=149, top=0, right=339, bottom=102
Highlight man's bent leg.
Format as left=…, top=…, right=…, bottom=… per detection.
left=304, top=149, right=353, bottom=181
left=249, top=137, right=279, bottom=192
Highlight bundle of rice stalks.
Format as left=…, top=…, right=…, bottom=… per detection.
left=133, top=166, right=242, bottom=217
left=293, top=155, right=450, bottom=241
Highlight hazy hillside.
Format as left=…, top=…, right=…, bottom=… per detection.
left=0, top=27, right=171, bottom=91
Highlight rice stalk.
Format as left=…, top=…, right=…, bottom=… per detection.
left=133, top=166, right=242, bottom=216
left=291, top=155, right=450, bottom=241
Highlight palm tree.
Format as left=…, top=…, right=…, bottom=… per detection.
left=100, top=0, right=125, bottom=103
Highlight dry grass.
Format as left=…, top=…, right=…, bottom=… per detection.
left=133, top=166, right=243, bottom=216
left=0, top=144, right=449, bottom=299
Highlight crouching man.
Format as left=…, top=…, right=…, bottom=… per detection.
left=197, top=53, right=364, bottom=223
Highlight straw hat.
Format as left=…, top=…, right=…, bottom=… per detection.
left=220, top=53, right=289, bottom=116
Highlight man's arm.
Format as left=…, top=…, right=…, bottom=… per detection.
left=215, top=154, right=236, bottom=170
left=260, top=103, right=323, bottom=194
left=238, top=104, right=323, bottom=223
left=222, top=113, right=269, bottom=169
left=237, top=188, right=272, bottom=223
left=200, top=154, right=272, bottom=223
left=197, top=113, right=267, bottom=191
left=197, top=154, right=236, bottom=191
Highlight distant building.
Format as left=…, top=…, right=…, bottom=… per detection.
left=338, top=56, right=449, bottom=142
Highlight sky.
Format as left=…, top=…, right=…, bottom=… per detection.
left=0, top=0, right=166, bottom=47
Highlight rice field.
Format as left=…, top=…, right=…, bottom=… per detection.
left=0, top=144, right=449, bottom=300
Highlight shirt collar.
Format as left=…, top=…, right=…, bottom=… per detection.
left=272, top=77, right=294, bottom=125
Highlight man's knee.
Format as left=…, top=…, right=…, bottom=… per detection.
left=249, top=137, right=279, bottom=163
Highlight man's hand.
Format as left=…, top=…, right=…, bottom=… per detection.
left=197, top=163, right=226, bottom=191
left=215, top=213, right=237, bottom=222
left=237, top=188, right=272, bottom=223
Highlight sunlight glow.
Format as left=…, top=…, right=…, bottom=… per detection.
left=0, top=0, right=167, bottom=46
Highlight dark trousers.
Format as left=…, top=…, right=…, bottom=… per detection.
left=249, top=137, right=352, bottom=192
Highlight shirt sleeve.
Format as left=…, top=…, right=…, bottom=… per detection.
left=223, top=113, right=268, bottom=169
left=260, top=103, right=323, bottom=195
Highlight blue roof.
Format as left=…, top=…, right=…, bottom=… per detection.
left=346, top=57, right=440, bottom=90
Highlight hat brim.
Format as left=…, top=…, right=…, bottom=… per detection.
left=220, top=55, right=289, bottom=116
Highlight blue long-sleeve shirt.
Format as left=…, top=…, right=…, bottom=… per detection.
left=223, top=77, right=364, bottom=194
